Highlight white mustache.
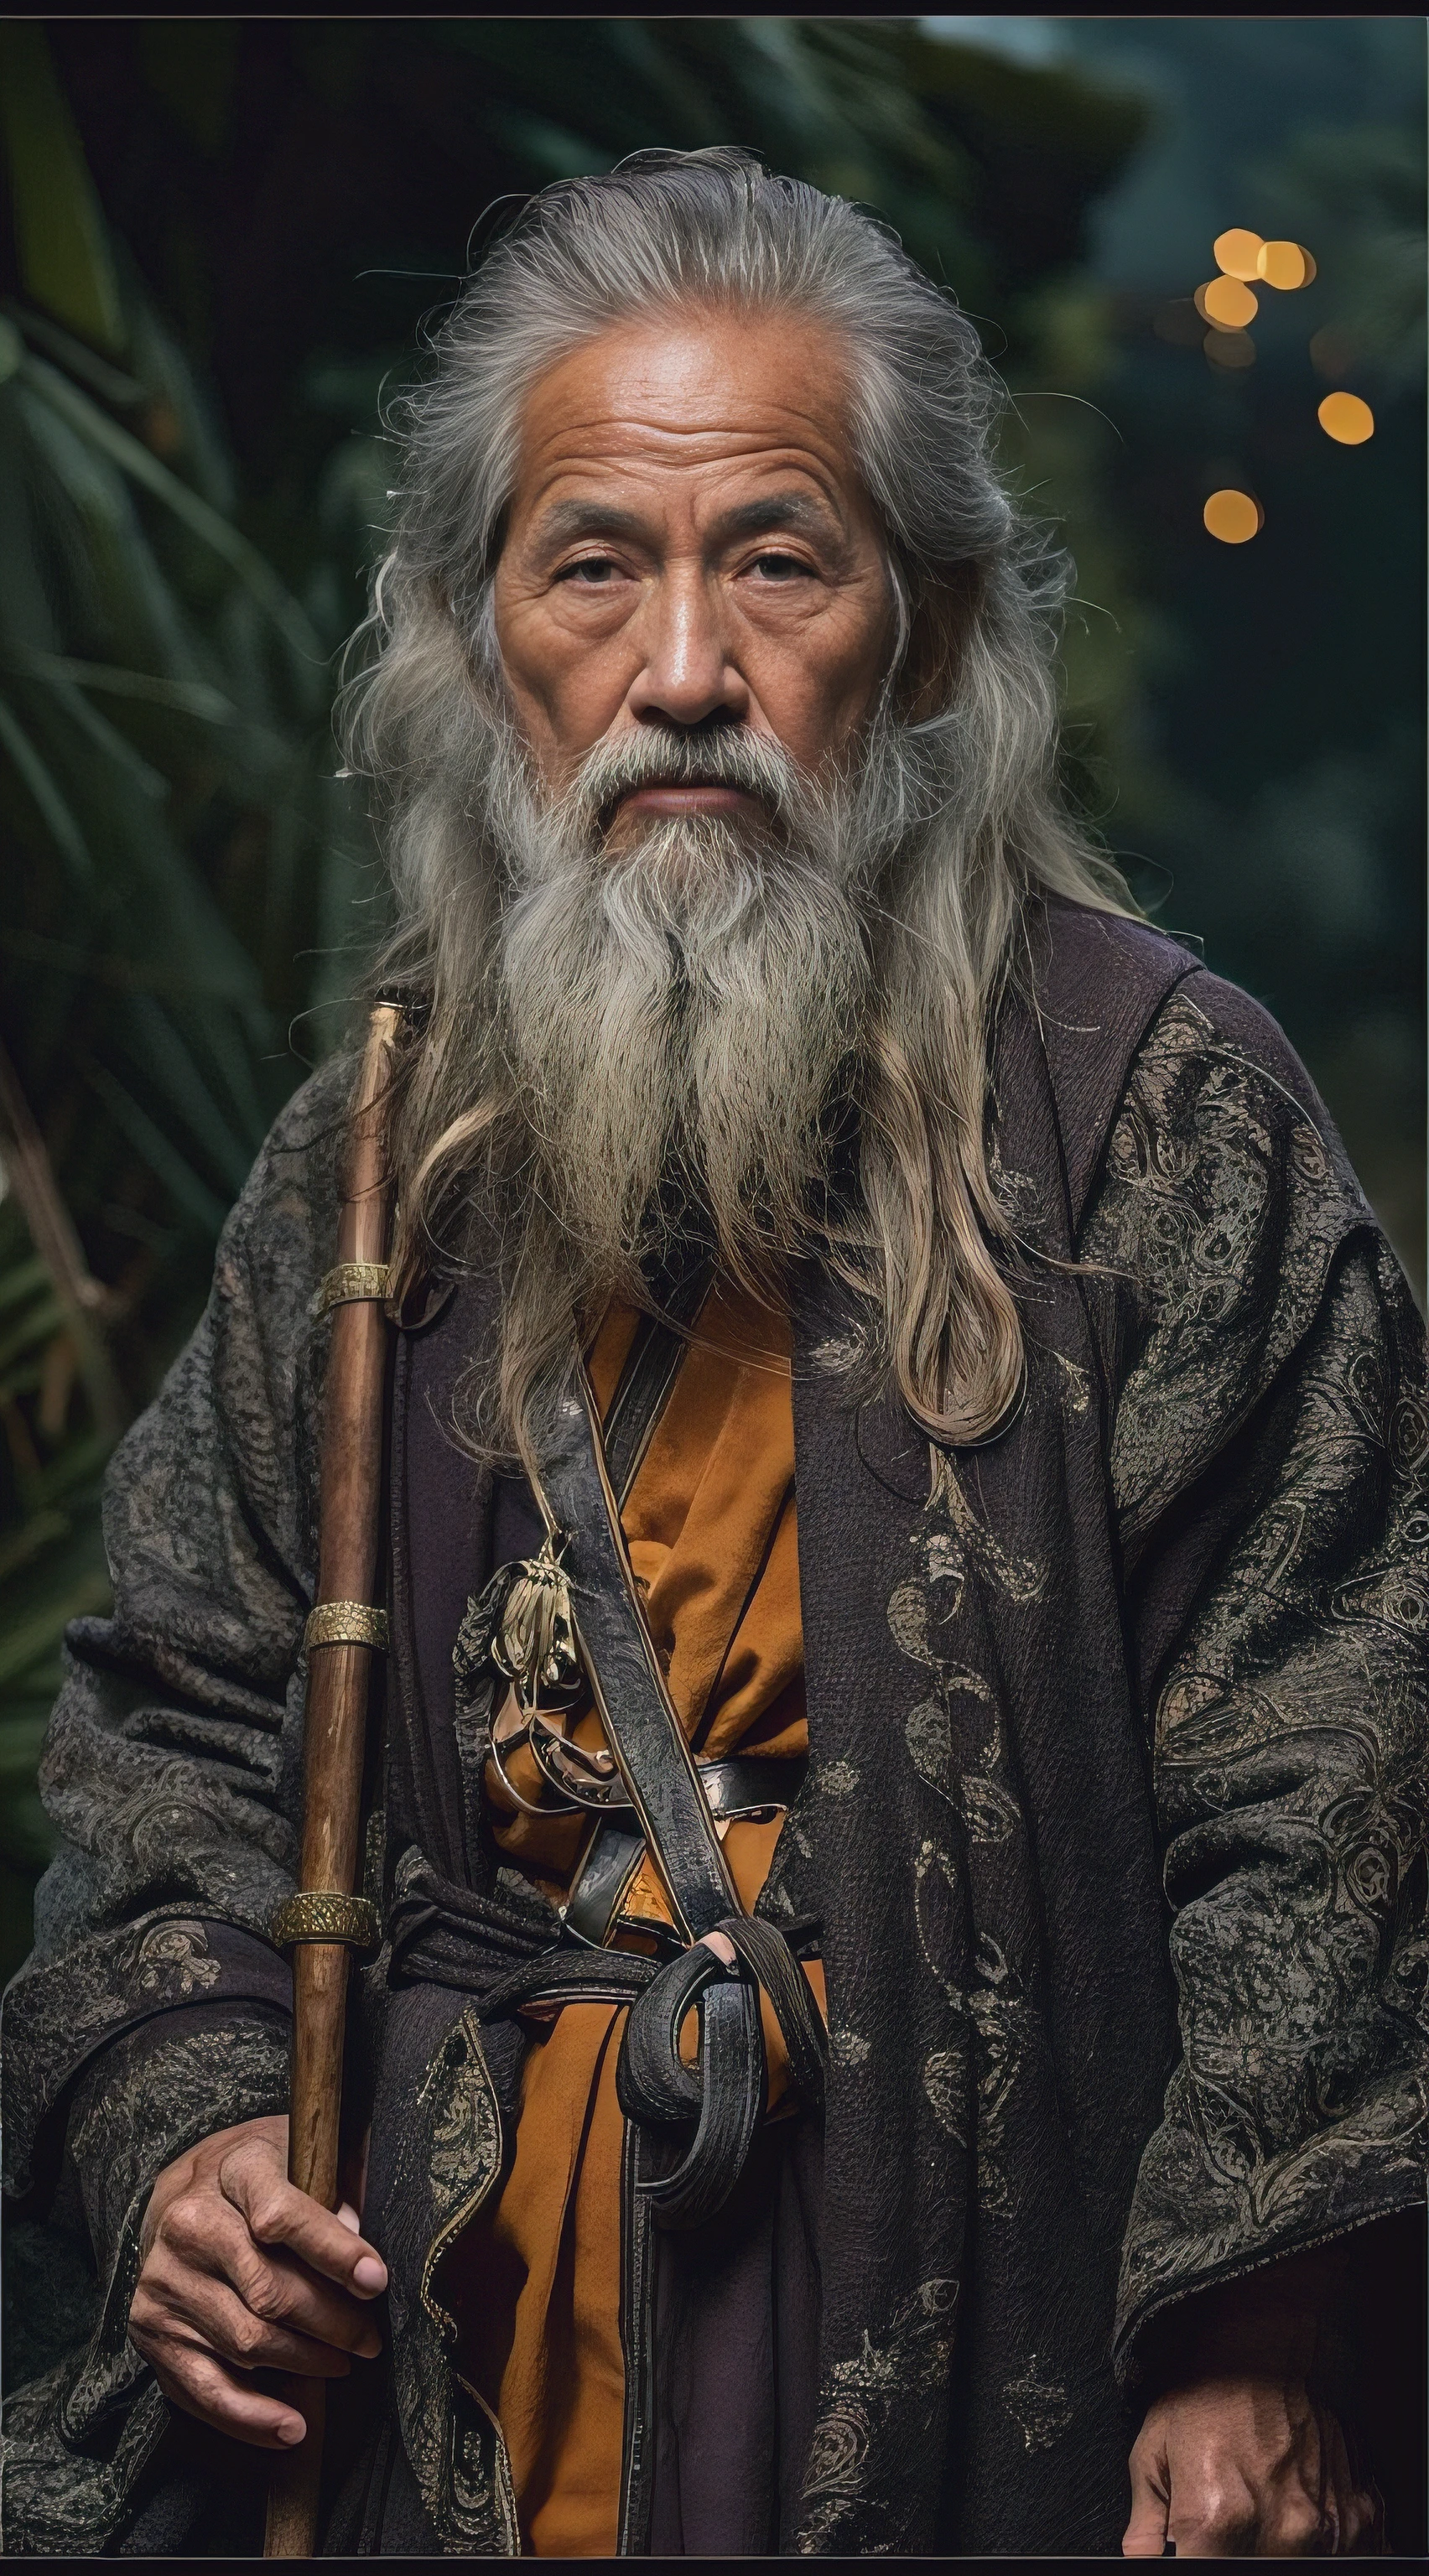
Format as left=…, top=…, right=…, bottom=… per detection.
left=568, top=724, right=809, bottom=833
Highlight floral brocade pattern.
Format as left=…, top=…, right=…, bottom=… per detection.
left=3, top=932, right=1426, bottom=2557
left=3, top=1066, right=349, bottom=2554
left=1086, top=994, right=1380, bottom=1541
left=782, top=980, right=1426, bottom=2555
left=1081, top=997, right=1428, bottom=2360
left=795, top=2277, right=959, bottom=2555
left=2, top=2014, right=289, bottom=2554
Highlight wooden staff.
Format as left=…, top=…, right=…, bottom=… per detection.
left=264, top=1000, right=402, bottom=2558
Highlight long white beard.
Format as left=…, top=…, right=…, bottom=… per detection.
left=487, top=717, right=907, bottom=1286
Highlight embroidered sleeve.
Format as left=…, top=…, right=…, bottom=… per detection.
left=2, top=1057, right=350, bottom=2550
left=5, top=1056, right=351, bottom=2187
left=1082, top=993, right=1428, bottom=2376
left=3, top=2009, right=291, bottom=2558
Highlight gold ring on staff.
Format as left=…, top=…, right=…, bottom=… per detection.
left=304, top=1601, right=390, bottom=1652
left=312, top=1260, right=391, bottom=1319
left=270, top=1890, right=383, bottom=1952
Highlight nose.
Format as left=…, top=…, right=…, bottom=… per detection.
left=626, top=566, right=749, bottom=731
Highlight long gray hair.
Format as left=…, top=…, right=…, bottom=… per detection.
left=342, top=148, right=1130, bottom=1453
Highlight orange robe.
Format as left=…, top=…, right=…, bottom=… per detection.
left=455, top=1285, right=811, bottom=2558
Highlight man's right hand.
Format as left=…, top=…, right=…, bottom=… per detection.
left=128, top=2113, right=388, bottom=2449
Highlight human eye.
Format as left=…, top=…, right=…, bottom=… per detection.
left=553, top=554, right=622, bottom=586
left=749, top=549, right=811, bottom=582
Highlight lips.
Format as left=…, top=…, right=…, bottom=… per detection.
left=611, top=781, right=764, bottom=818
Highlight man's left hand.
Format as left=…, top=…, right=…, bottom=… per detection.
left=1124, top=2375, right=1380, bottom=2557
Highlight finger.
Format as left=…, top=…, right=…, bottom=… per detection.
left=1312, top=2419, right=1347, bottom=2556
left=1339, top=2485, right=1382, bottom=2556
left=1256, top=2496, right=1334, bottom=2556
left=138, top=2217, right=384, bottom=2371
left=1321, top=2416, right=1378, bottom=2556
left=224, top=2241, right=385, bottom=2358
left=147, top=2215, right=384, bottom=2360
left=1121, top=2499, right=1171, bottom=2557
left=161, top=2279, right=368, bottom=2381
left=220, top=2147, right=387, bottom=2294
left=1123, top=2439, right=1171, bottom=2558
left=216, top=2201, right=384, bottom=2349
left=150, top=2342, right=308, bottom=2449
left=1313, top=2406, right=1344, bottom=2547
left=1168, top=2477, right=1259, bottom=2558
left=158, top=2186, right=278, bottom=2286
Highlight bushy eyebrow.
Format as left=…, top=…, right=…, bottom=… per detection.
left=530, top=489, right=844, bottom=555
left=714, top=493, right=839, bottom=543
left=534, top=501, right=647, bottom=550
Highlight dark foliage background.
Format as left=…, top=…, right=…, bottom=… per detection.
left=0, top=17, right=1422, bottom=1985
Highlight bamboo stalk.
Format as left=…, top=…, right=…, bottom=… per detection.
left=0, top=1033, right=126, bottom=1438
left=263, top=1002, right=400, bottom=2558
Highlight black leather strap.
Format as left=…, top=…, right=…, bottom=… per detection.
left=718, top=1910, right=827, bottom=2110
left=564, top=1754, right=808, bottom=1950
left=564, top=1821, right=647, bottom=1950
left=616, top=1944, right=765, bottom=2231
left=523, top=1324, right=822, bottom=2230
left=478, top=1945, right=657, bottom=2022
left=530, top=1372, right=740, bottom=1946
left=602, top=1259, right=714, bottom=1507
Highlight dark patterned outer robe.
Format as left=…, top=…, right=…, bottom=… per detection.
left=3, top=900, right=1426, bottom=2557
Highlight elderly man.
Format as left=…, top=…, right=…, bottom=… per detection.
left=5, top=150, right=1424, bottom=2560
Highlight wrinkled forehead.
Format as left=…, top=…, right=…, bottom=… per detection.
left=502, top=307, right=879, bottom=550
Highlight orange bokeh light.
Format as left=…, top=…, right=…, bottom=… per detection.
left=1317, top=392, right=1374, bottom=445
left=1213, top=228, right=1265, bottom=281
left=1257, top=240, right=1313, bottom=290
left=1198, top=276, right=1259, bottom=330
left=1203, top=489, right=1263, bottom=544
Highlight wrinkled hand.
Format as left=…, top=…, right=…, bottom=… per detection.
left=1124, top=2376, right=1380, bottom=2557
left=129, top=2114, right=387, bottom=2449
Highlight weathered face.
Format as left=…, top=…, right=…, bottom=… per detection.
left=491, top=308, right=896, bottom=846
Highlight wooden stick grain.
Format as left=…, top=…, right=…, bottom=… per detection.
left=264, top=1004, right=400, bottom=2558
